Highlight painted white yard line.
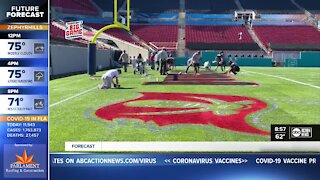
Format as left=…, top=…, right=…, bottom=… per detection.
left=50, top=87, right=97, bottom=107
left=244, top=70, right=320, bottom=89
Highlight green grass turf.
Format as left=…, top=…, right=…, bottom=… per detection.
left=49, top=67, right=320, bottom=152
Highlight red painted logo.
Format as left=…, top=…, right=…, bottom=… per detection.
left=96, top=92, right=269, bottom=136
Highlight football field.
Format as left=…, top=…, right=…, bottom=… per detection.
left=49, top=67, right=320, bottom=152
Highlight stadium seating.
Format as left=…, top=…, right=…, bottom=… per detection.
left=86, top=23, right=134, bottom=42
left=186, top=25, right=253, bottom=43
left=253, top=26, right=320, bottom=47
left=186, top=0, right=238, bottom=14
left=131, top=25, right=178, bottom=43
left=130, top=0, right=179, bottom=14
left=86, top=23, right=178, bottom=45
left=50, top=23, right=65, bottom=39
left=185, top=25, right=260, bottom=50
left=295, top=0, right=320, bottom=12
left=51, top=0, right=99, bottom=15
left=92, top=0, right=122, bottom=11
left=93, top=0, right=179, bottom=13
left=239, top=0, right=299, bottom=12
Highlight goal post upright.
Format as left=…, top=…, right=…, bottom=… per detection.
left=88, top=0, right=131, bottom=76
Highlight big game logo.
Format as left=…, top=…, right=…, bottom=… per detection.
left=96, top=92, right=270, bottom=136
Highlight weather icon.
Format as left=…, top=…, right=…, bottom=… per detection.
left=34, top=71, right=45, bottom=82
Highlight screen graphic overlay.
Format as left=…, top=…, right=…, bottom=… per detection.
left=0, top=0, right=48, bottom=179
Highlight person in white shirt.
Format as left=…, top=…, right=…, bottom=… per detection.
left=191, top=51, right=201, bottom=75
left=118, top=50, right=129, bottom=72
left=238, top=32, right=243, bottom=40
left=154, top=51, right=159, bottom=71
left=156, top=48, right=168, bottom=75
left=204, top=61, right=211, bottom=71
left=185, top=58, right=193, bottom=73
left=98, top=69, right=121, bottom=89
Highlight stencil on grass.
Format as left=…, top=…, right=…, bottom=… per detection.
left=96, top=92, right=270, bottom=136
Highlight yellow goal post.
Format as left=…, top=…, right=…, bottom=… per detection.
left=90, top=0, right=130, bottom=44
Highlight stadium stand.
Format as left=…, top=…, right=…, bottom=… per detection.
left=92, top=0, right=123, bottom=11
left=131, top=25, right=178, bottom=43
left=50, top=23, right=65, bottom=39
left=86, top=23, right=134, bottom=42
left=86, top=23, right=178, bottom=49
left=253, top=26, right=320, bottom=50
left=130, top=0, right=179, bottom=14
left=295, top=0, right=320, bottom=13
left=186, top=25, right=259, bottom=50
left=51, top=0, right=100, bottom=15
left=186, top=25, right=253, bottom=43
left=186, top=0, right=238, bottom=14
left=93, top=0, right=179, bottom=13
left=239, top=0, right=300, bottom=13
left=186, top=26, right=253, bottom=43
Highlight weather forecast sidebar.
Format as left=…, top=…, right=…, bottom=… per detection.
left=0, top=0, right=49, bottom=179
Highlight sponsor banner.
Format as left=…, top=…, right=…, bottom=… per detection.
left=4, top=144, right=47, bottom=178
left=65, top=21, right=84, bottom=40
left=50, top=153, right=320, bottom=179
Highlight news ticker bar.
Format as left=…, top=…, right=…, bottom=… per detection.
left=0, top=0, right=49, bottom=179
left=65, top=142, right=320, bottom=152
left=51, top=153, right=319, bottom=167
left=50, top=153, right=320, bottom=179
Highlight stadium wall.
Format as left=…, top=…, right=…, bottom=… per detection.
left=50, top=45, right=113, bottom=77
left=285, top=52, right=320, bottom=67
left=236, top=58, right=272, bottom=67
left=113, top=40, right=148, bottom=59
left=175, top=51, right=273, bottom=67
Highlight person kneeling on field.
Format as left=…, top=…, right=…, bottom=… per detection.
left=225, top=60, right=240, bottom=75
left=98, top=69, right=122, bottom=89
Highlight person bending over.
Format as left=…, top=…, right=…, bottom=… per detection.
left=192, top=51, right=201, bottom=75
left=214, top=52, right=226, bottom=71
left=98, top=69, right=121, bottom=89
left=204, top=61, right=211, bottom=71
left=185, top=58, right=193, bottom=73
left=225, top=60, right=240, bottom=75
